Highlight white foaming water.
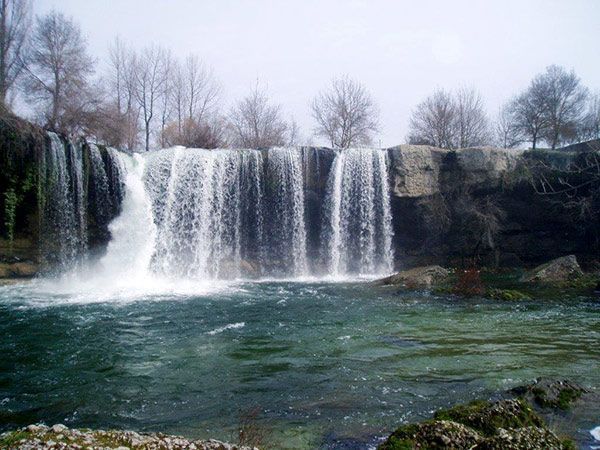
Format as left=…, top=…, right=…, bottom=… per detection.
left=29, top=152, right=235, bottom=304
left=207, top=322, right=245, bottom=335
left=321, top=148, right=394, bottom=276
left=265, top=147, right=308, bottom=276
left=8, top=144, right=397, bottom=305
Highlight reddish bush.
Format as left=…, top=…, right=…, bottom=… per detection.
left=452, top=268, right=485, bottom=296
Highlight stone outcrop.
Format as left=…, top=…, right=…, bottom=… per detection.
left=375, top=265, right=450, bottom=288
left=388, top=144, right=600, bottom=269
left=0, top=424, right=257, bottom=450
left=388, top=145, right=523, bottom=199
left=520, top=255, right=583, bottom=283
left=379, top=398, right=574, bottom=450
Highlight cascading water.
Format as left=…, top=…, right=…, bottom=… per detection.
left=38, top=139, right=394, bottom=280
left=141, top=146, right=311, bottom=279
left=39, top=133, right=87, bottom=269
left=145, top=147, right=261, bottom=279
left=321, top=148, right=394, bottom=276
left=97, top=153, right=156, bottom=282
left=264, top=147, right=308, bottom=276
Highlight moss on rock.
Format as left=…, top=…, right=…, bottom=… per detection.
left=378, top=420, right=482, bottom=450
left=432, top=399, right=543, bottom=437
left=379, top=397, right=577, bottom=450
left=487, top=288, right=531, bottom=301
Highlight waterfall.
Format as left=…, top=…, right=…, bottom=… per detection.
left=39, top=133, right=87, bottom=269
left=145, top=148, right=258, bottom=279
left=264, top=148, right=308, bottom=276
left=321, top=148, right=394, bottom=276
left=38, top=141, right=395, bottom=280
left=98, top=153, right=156, bottom=281
left=142, top=147, right=309, bottom=279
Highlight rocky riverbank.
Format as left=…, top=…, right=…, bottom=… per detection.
left=375, top=255, right=600, bottom=300
left=379, top=379, right=599, bottom=450
left=0, top=424, right=256, bottom=450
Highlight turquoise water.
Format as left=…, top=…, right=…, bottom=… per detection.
left=0, top=280, right=598, bottom=448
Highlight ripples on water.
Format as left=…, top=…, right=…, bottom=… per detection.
left=0, top=280, right=598, bottom=449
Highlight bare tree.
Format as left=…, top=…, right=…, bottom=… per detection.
left=170, top=59, right=186, bottom=135
left=184, top=54, right=220, bottom=123
left=408, top=88, right=456, bottom=148
left=0, top=0, right=30, bottom=107
left=311, top=75, right=379, bottom=148
left=21, top=10, right=94, bottom=134
left=408, top=87, right=490, bottom=149
left=507, top=65, right=589, bottom=150
left=578, top=91, right=599, bottom=142
left=527, top=150, right=600, bottom=221
left=508, top=78, right=549, bottom=150
left=133, top=44, right=169, bottom=151
left=454, top=87, right=490, bottom=147
left=157, top=49, right=174, bottom=148
left=287, top=117, right=301, bottom=146
left=228, top=83, right=288, bottom=148
left=539, top=65, right=588, bottom=149
left=161, top=115, right=227, bottom=149
left=494, top=103, right=522, bottom=148
left=96, top=37, right=140, bottom=149
left=165, top=54, right=221, bottom=148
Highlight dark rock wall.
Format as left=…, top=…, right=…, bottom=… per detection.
left=386, top=145, right=600, bottom=268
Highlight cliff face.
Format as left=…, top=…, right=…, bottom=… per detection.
left=387, top=144, right=600, bottom=268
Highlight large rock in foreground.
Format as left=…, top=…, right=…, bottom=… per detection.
left=379, top=398, right=574, bottom=450
left=520, top=255, right=583, bottom=283
left=0, top=424, right=257, bottom=450
left=375, top=265, right=451, bottom=288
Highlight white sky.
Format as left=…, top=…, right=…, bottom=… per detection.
left=33, top=0, right=600, bottom=147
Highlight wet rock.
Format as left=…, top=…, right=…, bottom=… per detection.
left=433, top=399, right=543, bottom=437
left=375, top=265, right=450, bottom=289
left=0, top=424, right=256, bottom=450
left=510, top=378, right=587, bottom=411
left=0, top=261, right=38, bottom=278
left=379, top=419, right=483, bottom=450
left=475, top=426, right=566, bottom=449
left=51, top=424, right=68, bottom=433
left=520, top=255, right=583, bottom=283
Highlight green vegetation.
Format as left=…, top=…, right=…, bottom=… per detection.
left=0, top=112, right=44, bottom=246
left=380, top=397, right=578, bottom=449
left=531, top=386, right=582, bottom=411
left=0, top=431, right=29, bottom=448
left=0, top=429, right=134, bottom=449
left=487, top=288, right=531, bottom=301
left=433, top=399, right=543, bottom=436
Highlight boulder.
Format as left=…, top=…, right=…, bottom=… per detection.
left=0, top=261, right=38, bottom=278
left=375, top=265, right=450, bottom=288
left=510, top=378, right=587, bottom=411
left=379, top=420, right=482, bottom=450
left=433, top=399, right=543, bottom=437
left=520, top=255, right=583, bottom=283
left=475, top=426, right=565, bottom=450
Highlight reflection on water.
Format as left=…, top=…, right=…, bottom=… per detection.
left=0, top=281, right=598, bottom=449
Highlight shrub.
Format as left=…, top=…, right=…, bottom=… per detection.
left=452, top=268, right=485, bottom=296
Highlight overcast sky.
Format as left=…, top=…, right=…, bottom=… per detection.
left=33, top=0, right=600, bottom=147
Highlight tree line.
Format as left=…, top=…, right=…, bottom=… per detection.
left=0, top=0, right=598, bottom=151
left=408, top=67, right=599, bottom=150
